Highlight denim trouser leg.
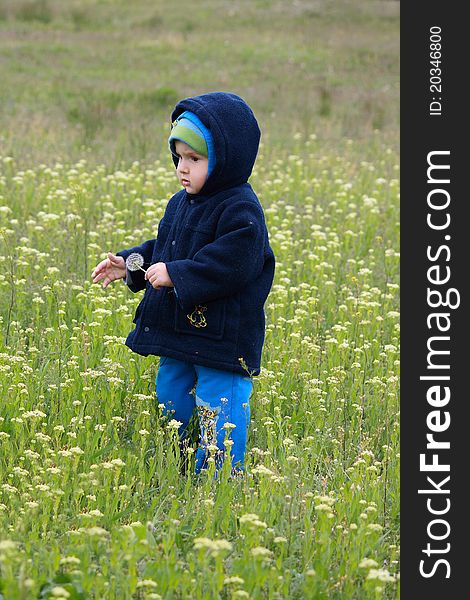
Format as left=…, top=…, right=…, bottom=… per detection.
left=193, top=363, right=252, bottom=474
left=155, top=356, right=196, bottom=440
left=155, top=356, right=253, bottom=475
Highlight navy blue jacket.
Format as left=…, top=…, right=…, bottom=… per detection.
left=116, top=92, right=275, bottom=376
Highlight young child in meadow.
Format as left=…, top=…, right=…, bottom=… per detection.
left=91, top=92, right=275, bottom=476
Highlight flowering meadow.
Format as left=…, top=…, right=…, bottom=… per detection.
left=0, top=132, right=399, bottom=599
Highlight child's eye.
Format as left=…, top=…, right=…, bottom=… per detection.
left=191, top=157, right=199, bottom=162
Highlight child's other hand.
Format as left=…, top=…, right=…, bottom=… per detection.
left=91, top=252, right=126, bottom=288
left=145, top=262, right=174, bottom=290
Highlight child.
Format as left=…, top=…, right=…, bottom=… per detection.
left=91, top=92, right=275, bottom=476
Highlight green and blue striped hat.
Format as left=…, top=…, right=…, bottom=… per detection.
left=168, top=111, right=215, bottom=176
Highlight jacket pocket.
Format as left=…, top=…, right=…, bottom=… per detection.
left=186, top=223, right=213, bottom=235
left=174, top=298, right=226, bottom=340
left=183, top=223, right=215, bottom=256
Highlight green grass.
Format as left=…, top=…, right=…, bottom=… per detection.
left=0, top=136, right=399, bottom=598
left=0, top=1, right=399, bottom=598
left=0, top=0, right=399, bottom=167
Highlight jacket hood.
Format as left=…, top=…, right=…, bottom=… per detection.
left=170, top=92, right=261, bottom=197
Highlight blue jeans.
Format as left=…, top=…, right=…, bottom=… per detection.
left=156, top=356, right=253, bottom=474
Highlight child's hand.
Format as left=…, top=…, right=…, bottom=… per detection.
left=145, top=262, right=174, bottom=290
left=91, top=252, right=126, bottom=288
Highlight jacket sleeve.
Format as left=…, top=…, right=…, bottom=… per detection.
left=165, top=201, right=266, bottom=311
left=116, top=238, right=155, bottom=293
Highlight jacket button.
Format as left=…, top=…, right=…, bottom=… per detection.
left=144, top=326, right=150, bottom=332
left=190, top=199, right=195, bottom=204
left=171, top=240, right=176, bottom=245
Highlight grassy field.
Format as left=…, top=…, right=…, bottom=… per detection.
left=0, top=0, right=398, bottom=167
left=0, top=1, right=399, bottom=598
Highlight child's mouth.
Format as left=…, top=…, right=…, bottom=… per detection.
left=182, top=179, right=190, bottom=186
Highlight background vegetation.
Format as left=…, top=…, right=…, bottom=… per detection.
left=0, top=1, right=399, bottom=598
left=0, top=0, right=398, bottom=167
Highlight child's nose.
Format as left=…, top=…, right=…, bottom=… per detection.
left=178, top=159, right=189, bottom=173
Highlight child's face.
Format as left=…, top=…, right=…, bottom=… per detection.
left=174, top=140, right=208, bottom=195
